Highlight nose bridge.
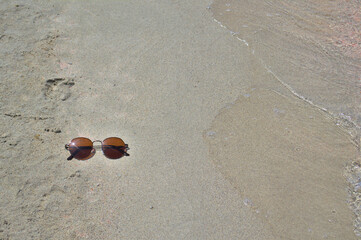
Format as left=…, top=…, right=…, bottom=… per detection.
left=92, top=140, right=102, bottom=149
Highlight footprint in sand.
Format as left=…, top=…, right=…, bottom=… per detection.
left=42, top=78, right=74, bottom=101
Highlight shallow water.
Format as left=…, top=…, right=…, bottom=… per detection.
left=204, top=88, right=358, bottom=239
left=210, top=0, right=361, bottom=132
left=206, top=0, right=361, bottom=238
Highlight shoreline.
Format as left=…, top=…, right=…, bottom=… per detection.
left=210, top=0, right=361, bottom=238
left=1, top=0, right=360, bottom=239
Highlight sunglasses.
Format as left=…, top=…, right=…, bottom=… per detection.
left=65, top=137, right=129, bottom=160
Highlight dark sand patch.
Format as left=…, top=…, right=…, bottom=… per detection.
left=204, top=88, right=358, bottom=239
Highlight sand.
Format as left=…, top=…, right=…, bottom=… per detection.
left=0, top=0, right=360, bottom=239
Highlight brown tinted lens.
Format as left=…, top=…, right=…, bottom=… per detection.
left=102, top=137, right=127, bottom=159
left=68, top=137, right=93, bottom=160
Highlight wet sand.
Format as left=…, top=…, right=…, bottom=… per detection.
left=209, top=0, right=361, bottom=238
left=204, top=88, right=358, bottom=239
left=211, top=0, right=361, bottom=132
left=0, top=0, right=360, bottom=239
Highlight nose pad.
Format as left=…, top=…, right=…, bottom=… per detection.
left=82, top=148, right=96, bottom=160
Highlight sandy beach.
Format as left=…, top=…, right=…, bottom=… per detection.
left=1, top=0, right=360, bottom=239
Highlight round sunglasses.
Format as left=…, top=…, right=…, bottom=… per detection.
left=65, top=137, right=129, bottom=160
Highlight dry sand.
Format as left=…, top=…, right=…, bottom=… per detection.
left=0, top=0, right=360, bottom=239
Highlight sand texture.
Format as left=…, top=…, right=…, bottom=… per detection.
left=0, top=0, right=360, bottom=239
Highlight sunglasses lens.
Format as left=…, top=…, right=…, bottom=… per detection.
left=68, top=137, right=94, bottom=160
left=102, top=137, right=128, bottom=159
